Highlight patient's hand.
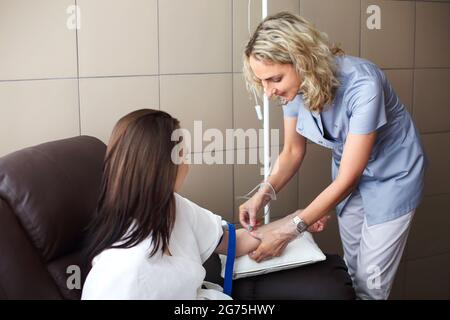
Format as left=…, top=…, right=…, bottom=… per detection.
left=247, top=221, right=297, bottom=263
left=247, top=229, right=290, bottom=262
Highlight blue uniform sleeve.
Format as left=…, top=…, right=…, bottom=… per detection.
left=282, top=99, right=299, bottom=118
left=347, top=72, right=387, bottom=134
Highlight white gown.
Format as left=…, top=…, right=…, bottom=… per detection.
left=81, top=193, right=231, bottom=300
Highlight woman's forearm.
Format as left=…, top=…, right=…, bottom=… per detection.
left=256, top=213, right=297, bottom=233
left=264, top=146, right=305, bottom=194
left=297, top=179, right=356, bottom=226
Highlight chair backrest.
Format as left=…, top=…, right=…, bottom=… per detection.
left=0, top=136, right=106, bottom=299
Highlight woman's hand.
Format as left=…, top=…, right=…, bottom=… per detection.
left=247, top=221, right=298, bottom=262
left=238, top=191, right=270, bottom=231
left=307, top=215, right=331, bottom=233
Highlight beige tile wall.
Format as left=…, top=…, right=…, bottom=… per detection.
left=0, top=0, right=77, bottom=80
left=79, top=76, right=160, bottom=142
left=0, top=79, right=79, bottom=153
left=159, top=0, right=232, bottom=74
left=160, top=74, right=233, bottom=153
left=77, top=0, right=159, bottom=77
left=361, top=0, right=415, bottom=69
left=0, top=0, right=448, bottom=299
left=300, top=0, right=361, bottom=56
left=180, top=150, right=234, bottom=221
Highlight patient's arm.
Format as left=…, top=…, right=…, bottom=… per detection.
left=214, top=213, right=298, bottom=257
left=215, top=229, right=260, bottom=257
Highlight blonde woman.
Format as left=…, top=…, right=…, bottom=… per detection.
left=239, top=12, right=427, bottom=300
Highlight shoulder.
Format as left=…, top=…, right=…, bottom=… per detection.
left=172, top=193, right=223, bottom=261
left=337, top=55, right=384, bottom=84
left=283, top=93, right=305, bottom=117
left=174, top=192, right=198, bottom=209
left=336, top=56, right=386, bottom=104
left=174, top=192, right=200, bottom=221
left=174, top=192, right=222, bottom=227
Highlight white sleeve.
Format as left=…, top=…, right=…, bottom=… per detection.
left=175, top=194, right=223, bottom=263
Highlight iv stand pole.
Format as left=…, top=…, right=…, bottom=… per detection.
left=262, top=0, right=270, bottom=225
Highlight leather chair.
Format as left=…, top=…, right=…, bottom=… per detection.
left=0, top=136, right=105, bottom=299
left=0, top=136, right=355, bottom=300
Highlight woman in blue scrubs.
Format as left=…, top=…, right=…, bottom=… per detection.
left=239, top=12, right=427, bottom=299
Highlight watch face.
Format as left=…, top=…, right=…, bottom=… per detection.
left=293, top=217, right=308, bottom=233
left=296, top=220, right=308, bottom=233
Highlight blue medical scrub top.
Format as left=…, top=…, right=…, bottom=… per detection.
left=283, top=55, right=427, bottom=226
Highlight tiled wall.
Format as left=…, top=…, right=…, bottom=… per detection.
left=0, top=0, right=448, bottom=299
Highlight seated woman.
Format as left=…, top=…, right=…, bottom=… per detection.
left=82, top=108, right=265, bottom=299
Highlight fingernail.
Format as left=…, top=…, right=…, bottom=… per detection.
left=247, top=225, right=254, bottom=231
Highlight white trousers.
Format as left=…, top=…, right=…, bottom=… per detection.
left=337, top=190, right=414, bottom=300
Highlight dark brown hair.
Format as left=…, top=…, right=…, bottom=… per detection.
left=83, top=109, right=180, bottom=272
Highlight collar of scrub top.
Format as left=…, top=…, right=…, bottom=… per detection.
left=223, top=222, right=236, bottom=297
left=297, top=107, right=336, bottom=149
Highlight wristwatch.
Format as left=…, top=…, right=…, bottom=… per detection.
left=292, top=216, right=309, bottom=234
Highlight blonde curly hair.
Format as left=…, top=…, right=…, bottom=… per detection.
left=243, top=12, right=344, bottom=112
